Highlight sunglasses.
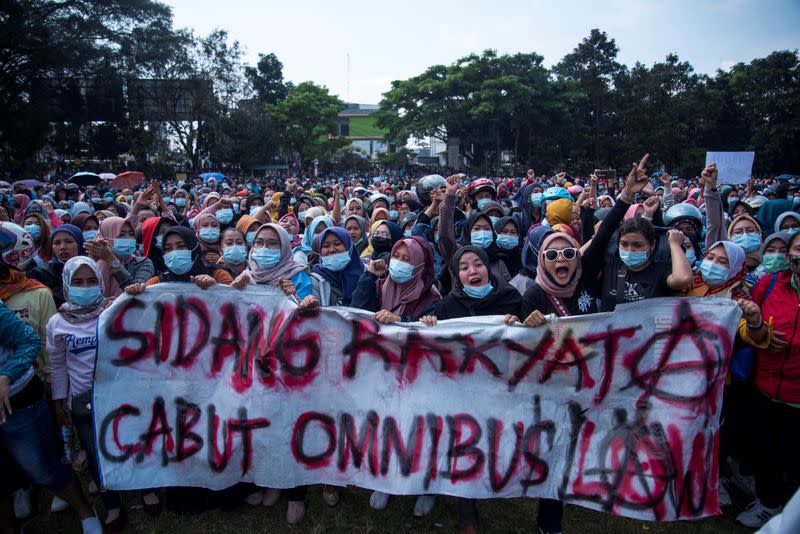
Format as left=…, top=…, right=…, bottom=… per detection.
left=543, top=247, right=578, bottom=261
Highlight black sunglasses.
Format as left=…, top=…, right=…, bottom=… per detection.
left=543, top=247, right=578, bottom=261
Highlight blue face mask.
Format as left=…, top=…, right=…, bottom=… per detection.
left=434, top=234, right=440, bottom=244
left=68, top=285, right=102, bottom=307
left=175, top=197, right=186, bottom=208
left=496, top=234, right=519, bottom=250
left=297, top=210, right=308, bottom=222
left=321, top=250, right=351, bottom=272
left=389, top=209, right=399, bottom=221
left=733, top=233, right=761, bottom=253
left=700, top=259, right=729, bottom=286
left=619, top=249, right=649, bottom=268
left=786, top=227, right=800, bottom=236
left=685, top=248, right=697, bottom=266
left=216, top=208, right=233, bottom=225
left=112, top=238, right=137, bottom=256
left=470, top=230, right=493, bottom=249
left=164, top=249, right=194, bottom=275
left=82, top=230, right=97, bottom=242
left=251, top=247, right=281, bottom=269
left=476, top=198, right=491, bottom=210
left=389, top=259, right=415, bottom=283
left=199, top=227, right=220, bottom=243
left=246, top=231, right=257, bottom=246
left=794, top=196, right=800, bottom=207
left=489, top=216, right=499, bottom=226
left=24, top=224, right=41, bottom=240
left=249, top=206, right=262, bottom=216
left=463, top=283, right=493, bottom=299
left=155, top=235, right=164, bottom=249
left=762, top=253, right=789, bottom=273
left=163, top=197, right=172, bottom=204
left=222, top=245, right=247, bottom=265
left=403, top=230, right=413, bottom=238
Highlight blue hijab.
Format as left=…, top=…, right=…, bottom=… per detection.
left=311, top=226, right=364, bottom=306
left=295, top=215, right=333, bottom=255
left=51, top=224, right=85, bottom=255
left=520, top=225, right=552, bottom=273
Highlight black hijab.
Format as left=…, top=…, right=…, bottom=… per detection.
left=493, top=216, right=522, bottom=277
left=158, top=226, right=211, bottom=282
left=460, top=212, right=500, bottom=262
left=436, top=246, right=521, bottom=319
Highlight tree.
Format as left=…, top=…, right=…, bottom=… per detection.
left=245, top=53, right=291, bottom=105
left=554, top=29, right=623, bottom=167
left=211, top=98, right=279, bottom=169
left=268, top=82, right=345, bottom=165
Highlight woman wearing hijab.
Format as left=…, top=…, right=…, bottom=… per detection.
left=418, top=245, right=521, bottom=533
left=351, top=236, right=441, bottom=515
left=728, top=214, right=765, bottom=296
left=493, top=216, right=522, bottom=278
left=775, top=212, right=800, bottom=235
left=236, top=214, right=262, bottom=247
left=308, top=226, right=365, bottom=307
left=193, top=211, right=223, bottom=264
left=232, top=224, right=312, bottom=300
left=140, top=216, right=175, bottom=273
left=84, top=216, right=154, bottom=298
left=369, top=207, right=390, bottom=227
left=48, top=257, right=162, bottom=530
left=360, top=220, right=403, bottom=260
left=344, top=214, right=368, bottom=254
left=294, top=215, right=333, bottom=267
left=0, top=276, right=102, bottom=534
left=124, top=226, right=233, bottom=296
left=756, top=199, right=794, bottom=239
left=345, top=198, right=365, bottom=218
left=29, top=224, right=85, bottom=307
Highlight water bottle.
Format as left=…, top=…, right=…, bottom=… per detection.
left=60, top=425, right=75, bottom=465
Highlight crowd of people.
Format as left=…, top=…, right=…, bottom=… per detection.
left=1, top=157, right=799, bottom=534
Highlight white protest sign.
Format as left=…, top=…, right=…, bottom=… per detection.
left=705, top=151, right=755, bottom=184
left=93, top=285, right=741, bottom=522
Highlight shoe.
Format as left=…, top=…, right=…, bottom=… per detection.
left=142, top=492, right=162, bottom=516
left=286, top=501, right=305, bottom=524
left=80, top=513, right=103, bottom=534
left=413, top=495, right=436, bottom=517
left=718, top=479, right=732, bottom=507
left=50, top=495, right=70, bottom=513
left=245, top=490, right=263, bottom=505
left=322, top=486, right=340, bottom=507
left=538, top=528, right=563, bottom=534
left=13, top=488, right=32, bottom=520
left=736, top=499, right=781, bottom=528
left=369, top=491, right=390, bottom=510
left=262, top=488, right=281, bottom=507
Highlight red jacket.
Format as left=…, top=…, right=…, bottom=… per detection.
left=749, top=271, right=800, bottom=404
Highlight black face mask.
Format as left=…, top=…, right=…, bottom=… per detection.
left=371, top=236, right=392, bottom=254
left=791, top=255, right=800, bottom=277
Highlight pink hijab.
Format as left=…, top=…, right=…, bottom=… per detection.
left=378, top=237, right=440, bottom=319
left=623, top=204, right=644, bottom=220
left=193, top=211, right=221, bottom=254
left=534, top=233, right=582, bottom=298
left=95, top=216, right=136, bottom=298
left=279, top=212, right=302, bottom=247
left=13, top=194, right=30, bottom=223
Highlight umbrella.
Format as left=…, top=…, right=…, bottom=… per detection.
left=12, top=179, right=45, bottom=189
left=112, top=171, right=145, bottom=190
left=99, top=173, right=116, bottom=181
left=200, top=172, right=224, bottom=181
left=68, top=172, right=101, bottom=186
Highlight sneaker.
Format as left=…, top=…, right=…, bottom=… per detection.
left=80, top=513, right=103, bottom=534
left=736, top=499, right=781, bottom=528
left=286, top=501, right=305, bottom=524
left=413, top=495, right=436, bottom=517
left=718, top=479, right=732, bottom=507
left=245, top=490, right=263, bottom=505
left=538, top=529, right=563, bottom=534
left=50, top=495, right=70, bottom=513
left=369, top=491, right=390, bottom=510
left=13, top=488, right=32, bottom=519
left=322, top=487, right=339, bottom=507
left=262, top=488, right=281, bottom=507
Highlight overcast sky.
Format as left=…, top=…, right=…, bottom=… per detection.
left=165, top=0, right=800, bottom=104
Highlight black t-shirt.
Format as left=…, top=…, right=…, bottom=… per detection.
left=600, top=256, right=671, bottom=312
left=521, top=272, right=600, bottom=319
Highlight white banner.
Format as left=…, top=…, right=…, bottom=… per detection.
left=93, top=285, right=741, bottom=521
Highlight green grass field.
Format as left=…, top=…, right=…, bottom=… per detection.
left=23, top=484, right=755, bottom=533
